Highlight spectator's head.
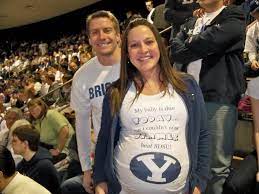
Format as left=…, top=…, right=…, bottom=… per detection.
left=69, top=61, right=78, bottom=73
left=71, top=55, right=79, bottom=64
left=249, top=0, right=259, bottom=19
left=45, top=73, right=55, bottom=84
left=12, top=125, right=40, bottom=155
left=79, top=51, right=91, bottom=65
left=145, top=0, right=154, bottom=12
left=0, top=145, right=16, bottom=191
left=62, top=74, right=72, bottom=90
left=69, top=56, right=79, bottom=73
left=27, top=98, right=48, bottom=120
left=86, top=10, right=121, bottom=57
left=4, top=108, right=23, bottom=129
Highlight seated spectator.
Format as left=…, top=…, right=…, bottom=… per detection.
left=58, top=74, right=72, bottom=106
left=27, top=98, right=74, bottom=163
left=3, top=108, right=30, bottom=165
left=68, top=61, right=79, bottom=76
left=12, top=125, right=61, bottom=194
left=41, top=73, right=62, bottom=106
left=79, top=51, right=92, bottom=65
left=0, top=145, right=51, bottom=194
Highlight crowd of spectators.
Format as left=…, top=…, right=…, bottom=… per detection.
left=0, top=32, right=93, bottom=113
left=0, top=0, right=257, bottom=193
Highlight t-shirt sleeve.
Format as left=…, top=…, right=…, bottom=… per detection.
left=47, top=110, right=70, bottom=133
left=70, top=72, right=91, bottom=112
left=70, top=69, right=92, bottom=171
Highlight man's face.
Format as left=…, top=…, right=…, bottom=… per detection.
left=4, top=112, right=17, bottom=129
left=88, top=17, right=120, bottom=57
left=145, top=1, right=153, bottom=12
left=79, top=53, right=90, bottom=65
left=69, top=62, right=78, bottom=72
left=12, top=135, right=26, bottom=155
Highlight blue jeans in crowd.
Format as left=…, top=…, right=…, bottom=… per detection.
left=205, top=102, right=238, bottom=194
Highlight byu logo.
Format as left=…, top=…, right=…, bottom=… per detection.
left=130, top=152, right=181, bottom=184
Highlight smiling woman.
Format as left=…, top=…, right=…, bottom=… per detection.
left=93, top=18, right=211, bottom=194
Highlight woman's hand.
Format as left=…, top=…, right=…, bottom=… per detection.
left=95, top=182, right=108, bottom=194
left=193, top=186, right=201, bottom=194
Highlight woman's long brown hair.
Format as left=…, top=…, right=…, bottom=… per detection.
left=110, top=18, right=187, bottom=116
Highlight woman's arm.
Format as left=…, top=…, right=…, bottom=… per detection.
left=192, top=79, right=211, bottom=193
left=57, top=125, right=69, bottom=152
left=93, top=93, right=113, bottom=189
left=50, top=125, right=69, bottom=156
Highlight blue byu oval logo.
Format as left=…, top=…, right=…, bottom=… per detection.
left=130, top=152, right=181, bottom=184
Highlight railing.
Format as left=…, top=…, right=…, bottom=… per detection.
left=159, top=26, right=172, bottom=35
left=39, top=79, right=72, bottom=100
left=20, top=79, right=73, bottom=111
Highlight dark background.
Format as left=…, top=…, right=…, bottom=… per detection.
left=0, top=0, right=165, bottom=41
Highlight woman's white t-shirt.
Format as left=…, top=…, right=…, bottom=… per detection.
left=114, top=84, right=190, bottom=194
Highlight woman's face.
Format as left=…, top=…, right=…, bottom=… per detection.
left=29, top=105, right=42, bottom=119
left=127, top=25, right=160, bottom=77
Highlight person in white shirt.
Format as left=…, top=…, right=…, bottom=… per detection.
left=61, top=10, right=121, bottom=194
left=3, top=108, right=30, bottom=166
left=146, top=0, right=155, bottom=24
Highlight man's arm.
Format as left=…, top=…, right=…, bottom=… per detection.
left=75, top=111, right=94, bottom=193
left=170, top=21, right=202, bottom=64
left=70, top=72, right=93, bottom=193
left=172, top=10, right=245, bottom=64
left=191, top=79, right=211, bottom=192
left=75, top=111, right=92, bottom=171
